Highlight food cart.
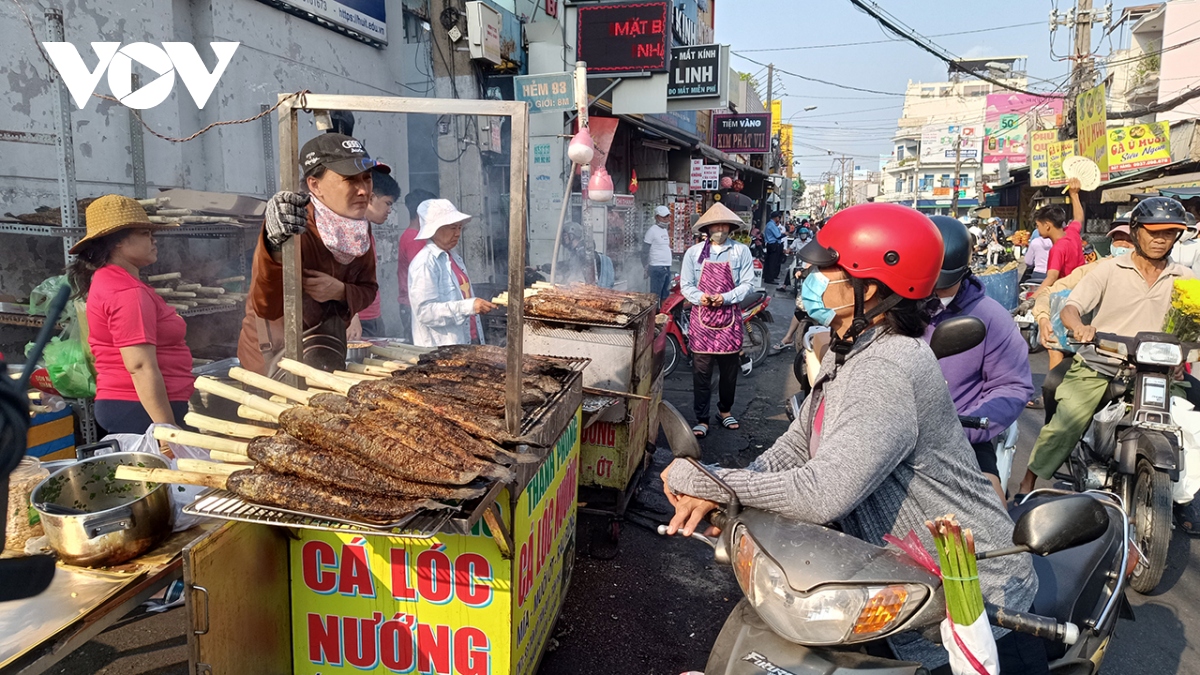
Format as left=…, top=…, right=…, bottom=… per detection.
left=522, top=302, right=663, bottom=545
left=3, top=93, right=587, bottom=675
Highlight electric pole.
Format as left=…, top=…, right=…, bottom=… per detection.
left=951, top=136, right=963, bottom=218
left=1072, top=0, right=1096, bottom=98
left=762, top=63, right=774, bottom=231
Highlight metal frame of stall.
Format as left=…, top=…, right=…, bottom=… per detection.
left=275, top=93, right=529, bottom=435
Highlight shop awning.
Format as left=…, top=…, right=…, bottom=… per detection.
left=614, top=113, right=701, bottom=150
left=697, top=143, right=768, bottom=177
left=1160, top=187, right=1200, bottom=200
left=1101, top=169, right=1200, bottom=203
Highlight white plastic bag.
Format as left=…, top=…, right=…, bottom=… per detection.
left=1171, top=397, right=1200, bottom=504
left=940, top=614, right=1000, bottom=675
left=94, top=424, right=212, bottom=532
left=1082, top=400, right=1125, bottom=460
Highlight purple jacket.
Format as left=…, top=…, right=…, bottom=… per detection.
left=924, top=275, right=1035, bottom=445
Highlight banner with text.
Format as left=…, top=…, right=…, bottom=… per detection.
left=1076, top=83, right=1109, bottom=180
left=1047, top=139, right=1077, bottom=187
left=983, top=94, right=1064, bottom=166
left=920, top=124, right=982, bottom=160
left=1107, top=122, right=1171, bottom=173
left=1028, top=129, right=1058, bottom=187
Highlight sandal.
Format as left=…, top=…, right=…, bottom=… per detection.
left=720, top=414, right=740, bottom=430
left=1026, top=397, right=1044, bottom=409
left=771, top=341, right=792, bottom=353
left=692, top=423, right=709, bottom=438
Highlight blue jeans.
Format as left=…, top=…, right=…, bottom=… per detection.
left=648, top=265, right=672, bottom=301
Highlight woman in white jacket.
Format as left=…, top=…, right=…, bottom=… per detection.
left=407, top=199, right=496, bottom=346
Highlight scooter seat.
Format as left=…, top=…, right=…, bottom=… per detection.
left=1009, top=494, right=1123, bottom=655
left=739, top=291, right=765, bottom=311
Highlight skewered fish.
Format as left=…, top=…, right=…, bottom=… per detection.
left=348, top=385, right=516, bottom=444
left=247, top=434, right=489, bottom=500
left=418, top=344, right=571, bottom=379
left=227, top=467, right=443, bottom=523
left=378, top=372, right=548, bottom=410
left=278, top=407, right=483, bottom=485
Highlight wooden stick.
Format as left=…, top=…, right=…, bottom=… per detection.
left=194, top=377, right=291, bottom=418
left=146, top=272, right=182, bottom=282
left=115, top=465, right=228, bottom=490
left=214, top=275, right=245, bottom=285
left=167, top=303, right=189, bottom=311
left=184, top=413, right=274, bottom=440
left=210, top=450, right=255, bottom=464
left=194, top=286, right=226, bottom=296
left=334, top=369, right=381, bottom=381
left=583, top=386, right=653, bottom=401
left=277, top=359, right=352, bottom=395
left=228, top=367, right=316, bottom=404
left=363, top=357, right=408, bottom=371
left=177, top=459, right=249, bottom=476
left=369, top=344, right=432, bottom=362
left=153, top=426, right=250, bottom=455
left=236, top=405, right=279, bottom=424
left=176, top=283, right=201, bottom=291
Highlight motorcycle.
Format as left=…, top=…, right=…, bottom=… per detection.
left=660, top=276, right=773, bottom=377
left=1014, top=282, right=1044, bottom=354
left=1057, top=329, right=1200, bottom=593
left=660, top=317, right=1134, bottom=675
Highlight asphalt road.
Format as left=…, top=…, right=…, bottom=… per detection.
left=35, top=309, right=1200, bottom=674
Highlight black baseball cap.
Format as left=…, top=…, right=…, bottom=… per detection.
left=299, top=133, right=390, bottom=178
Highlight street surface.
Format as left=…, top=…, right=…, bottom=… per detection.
left=38, top=313, right=1200, bottom=674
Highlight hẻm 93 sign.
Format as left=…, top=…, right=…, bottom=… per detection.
left=576, top=1, right=670, bottom=74
left=514, top=73, right=574, bottom=114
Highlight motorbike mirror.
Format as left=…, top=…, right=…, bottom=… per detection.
left=929, top=316, right=986, bottom=360
left=659, top=401, right=702, bottom=460
left=1012, top=495, right=1109, bottom=556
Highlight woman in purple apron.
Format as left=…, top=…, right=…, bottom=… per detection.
left=679, top=203, right=758, bottom=437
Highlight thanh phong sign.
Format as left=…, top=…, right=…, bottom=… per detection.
left=668, top=44, right=719, bottom=98
left=576, top=1, right=670, bottom=75
left=711, top=113, right=771, bottom=154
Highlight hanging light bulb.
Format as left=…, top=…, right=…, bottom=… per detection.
left=567, top=128, right=595, bottom=165
left=588, top=167, right=614, bottom=202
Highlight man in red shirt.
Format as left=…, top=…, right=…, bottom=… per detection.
left=1032, top=177, right=1087, bottom=297
left=397, top=189, right=437, bottom=342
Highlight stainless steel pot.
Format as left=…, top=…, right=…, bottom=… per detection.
left=31, top=451, right=172, bottom=567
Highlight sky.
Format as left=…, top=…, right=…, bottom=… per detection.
left=714, top=0, right=1091, bottom=182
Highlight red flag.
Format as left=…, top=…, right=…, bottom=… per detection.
left=629, top=169, right=639, bottom=194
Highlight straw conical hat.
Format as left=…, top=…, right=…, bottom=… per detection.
left=692, top=202, right=745, bottom=234
left=70, top=195, right=176, bottom=254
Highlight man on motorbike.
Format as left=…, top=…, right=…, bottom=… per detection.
left=663, top=204, right=1042, bottom=673
left=1017, top=197, right=1194, bottom=496
left=680, top=203, right=757, bottom=438
left=926, top=216, right=1035, bottom=502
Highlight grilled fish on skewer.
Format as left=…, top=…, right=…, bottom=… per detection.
left=247, top=434, right=489, bottom=500
left=227, top=467, right=445, bottom=523
left=347, top=385, right=515, bottom=445
left=278, top=407, right=481, bottom=485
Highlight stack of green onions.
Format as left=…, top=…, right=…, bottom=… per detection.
left=926, top=515, right=984, bottom=625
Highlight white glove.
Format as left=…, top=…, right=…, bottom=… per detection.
left=264, top=191, right=310, bottom=247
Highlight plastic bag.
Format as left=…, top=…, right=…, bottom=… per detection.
left=28, top=336, right=95, bottom=398
left=940, top=614, right=1000, bottom=675
left=1049, top=289, right=1075, bottom=353
left=27, top=275, right=68, bottom=316
left=1171, top=396, right=1200, bottom=504
left=1083, top=400, right=1125, bottom=460
left=93, top=424, right=212, bottom=532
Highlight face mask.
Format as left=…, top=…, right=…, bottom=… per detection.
left=801, top=271, right=851, bottom=326
left=708, top=230, right=729, bottom=245
left=939, top=296, right=953, bottom=308
left=1110, top=244, right=1134, bottom=256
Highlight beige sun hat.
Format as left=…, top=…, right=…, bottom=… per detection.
left=70, top=194, right=177, bottom=254
left=692, top=202, right=745, bottom=235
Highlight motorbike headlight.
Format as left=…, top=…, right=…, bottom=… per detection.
left=733, top=528, right=928, bottom=645
left=1136, top=341, right=1182, bottom=366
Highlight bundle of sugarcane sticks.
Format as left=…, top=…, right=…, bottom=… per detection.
left=926, top=515, right=984, bottom=627
left=114, top=344, right=572, bottom=525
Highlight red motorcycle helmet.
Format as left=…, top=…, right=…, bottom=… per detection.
left=798, top=203, right=944, bottom=299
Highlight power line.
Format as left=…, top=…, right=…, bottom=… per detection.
left=846, top=0, right=1063, bottom=98
left=731, top=52, right=907, bottom=96
left=736, top=21, right=1044, bottom=53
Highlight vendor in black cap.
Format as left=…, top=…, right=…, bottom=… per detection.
left=237, top=133, right=386, bottom=375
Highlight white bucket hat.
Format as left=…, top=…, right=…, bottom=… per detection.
left=416, top=199, right=472, bottom=240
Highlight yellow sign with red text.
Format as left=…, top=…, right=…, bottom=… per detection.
left=290, top=412, right=580, bottom=675
left=1075, top=84, right=1109, bottom=180
left=1107, top=123, right=1171, bottom=173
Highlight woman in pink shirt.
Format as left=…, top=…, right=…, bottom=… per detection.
left=67, top=195, right=195, bottom=434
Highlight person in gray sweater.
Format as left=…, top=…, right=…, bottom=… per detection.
left=663, top=204, right=1042, bottom=673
